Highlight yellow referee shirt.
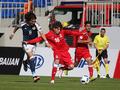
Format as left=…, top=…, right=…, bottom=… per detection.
left=93, top=35, right=109, bottom=50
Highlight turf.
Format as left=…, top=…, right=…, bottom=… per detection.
left=0, top=75, right=120, bottom=90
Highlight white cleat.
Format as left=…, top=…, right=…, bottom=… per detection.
left=59, top=69, right=63, bottom=78
left=50, top=80, right=54, bottom=84
left=33, top=76, right=40, bottom=82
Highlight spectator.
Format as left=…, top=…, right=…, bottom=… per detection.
left=13, top=0, right=34, bottom=24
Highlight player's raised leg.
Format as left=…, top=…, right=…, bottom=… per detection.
left=59, top=64, right=74, bottom=78
left=51, top=59, right=59, bottom=83
left=59, top=54, right=74, bottom=78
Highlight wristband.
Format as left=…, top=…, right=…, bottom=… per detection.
left=11, top=33, right=15, bottom=36
left=45, top=41, right=48, bottom=44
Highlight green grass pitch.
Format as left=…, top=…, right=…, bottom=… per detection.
left=0, top=75, right=120, bottom=90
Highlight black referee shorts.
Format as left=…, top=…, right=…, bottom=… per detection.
left=96, top=49, right=108, bottom=61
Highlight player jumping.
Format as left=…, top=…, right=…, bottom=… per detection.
left=9, top=12, right=52, bottom=82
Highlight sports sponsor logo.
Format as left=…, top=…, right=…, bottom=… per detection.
left=0, top=57, right=20, bottom=66
left=75, top=59, right=110, bottom=68
left=27, top=54, right=44, bottom=69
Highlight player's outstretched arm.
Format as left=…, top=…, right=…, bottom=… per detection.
left=39, top=31, right=52, bottom=49
left=64, top=30, right=80, bottom=36
left=9, top=25, right=19, bottom=40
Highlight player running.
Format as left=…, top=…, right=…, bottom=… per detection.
left=22, top=21, right=81, bottom=83
left=74, top=21, right=96, bottom=82
left=9, top=12, right=51, bottom=82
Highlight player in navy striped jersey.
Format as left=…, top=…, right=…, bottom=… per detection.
left=9, top=12, right=52, bottom=82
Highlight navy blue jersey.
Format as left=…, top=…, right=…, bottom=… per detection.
left=18, top=21, right=42, bottom=45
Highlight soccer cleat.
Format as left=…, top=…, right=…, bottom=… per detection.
left=50, top=80, right=54, bottom=84
left=89, top=77, right=96, bottom=82
left=97, top=75, right=100, bottom=78
left=22, top=60, right=28, bottom=72
left=33, top=76, right=40, bottom=82
left=106, top=74, right=110, bottom=78
left=64, top=70, right=68, bottom=76
left=59, top=69, right=63, bottom=78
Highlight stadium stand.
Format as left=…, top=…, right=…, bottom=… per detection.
left=0, top=0, right=52, bottom=18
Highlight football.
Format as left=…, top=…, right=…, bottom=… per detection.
left=80, top=75, right=89, bottom=84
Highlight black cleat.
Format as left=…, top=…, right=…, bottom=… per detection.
left=22, top=60, right=28, bottom=72
left=97, top=75, right=100, bottom=78
left=106, top=74, right=110, bottom=78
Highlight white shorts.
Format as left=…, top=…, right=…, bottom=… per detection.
left=23, top=44, right=36, bottom=55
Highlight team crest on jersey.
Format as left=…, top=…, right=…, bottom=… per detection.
left=60, top=34, right=62, bottom=38
left=56, top=55, right=58, bottom=58
left=32, top=27, right=36, bottom=30
left=26, top=48, right=29, bottom=50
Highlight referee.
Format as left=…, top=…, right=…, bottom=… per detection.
left=93, top=28, right=110, bottom=78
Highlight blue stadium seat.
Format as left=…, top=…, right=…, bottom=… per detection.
left=1, top=9, right=7, bottom=18
left=38, top=0, right=45, bottom=7
left=47, top=0, right=51, bottom=6
left=20, top=0, right=26, bottom=7
left=14, top=9, right=21, bottom=14
left=33, top=0, right=38, bottom=7
left=19, top=0, right=26, bottom=2
left=1, top=0, right=7, bottom=7
left=115, top=15, right=120, bottom=18
left=13, top=0, right=20, bottom=7
left=38, top=0, right=51, bottom=7
left=6, top=0, right=14, bottom=7
left=8, top=9, right=15, bottom=18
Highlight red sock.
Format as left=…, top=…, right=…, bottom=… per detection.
left=88, top=66, right=93, bottom=78
left=51, top=67, right=57, bottom=80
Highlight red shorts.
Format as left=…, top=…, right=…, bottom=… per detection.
left=75, top=47, right=92, bottom=63
left=54, top=50, right=74, bottom=67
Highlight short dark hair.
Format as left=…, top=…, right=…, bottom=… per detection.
left=25, top=12, right=37, bottom=22
left=85, top=21, right=91, bottom=26
left=101, top=28, right=106, bottom=32
left=53, top=21, right=62, bottom=29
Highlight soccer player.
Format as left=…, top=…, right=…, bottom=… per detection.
left=9, top=12, right=52, bottom=82
left=74, top=21, right=96, bottom=82
left=22, top=21, right=81, bottom=83
left=93, top=28, right=110, bottom=78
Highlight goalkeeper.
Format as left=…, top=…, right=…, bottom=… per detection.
left=93, top=28, right=110, bottom=78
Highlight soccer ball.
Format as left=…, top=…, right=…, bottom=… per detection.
left=80, top=75, right=89, bottom=84
left=100, top=75, right=106, bottom=78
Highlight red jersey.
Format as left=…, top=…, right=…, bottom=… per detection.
left=77, top=29, right=92, bottom=49
left=27, top=29, right=80, bottom=52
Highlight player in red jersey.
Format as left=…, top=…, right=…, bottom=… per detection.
left=22, top=21, right=81, bottom=83
left=74, top=21, right=96, bottom=82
